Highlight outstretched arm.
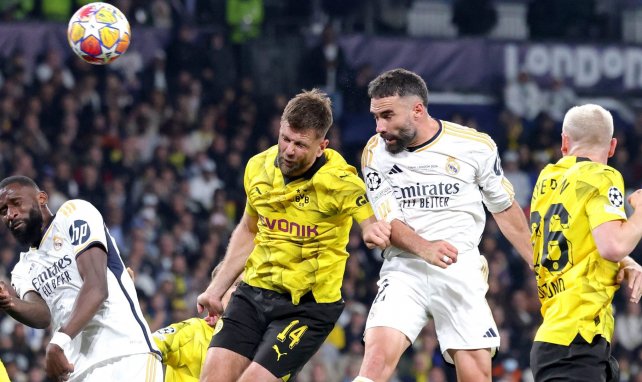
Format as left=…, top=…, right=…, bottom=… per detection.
left=492, top=201, right=534, bottom=268
left=197, top=211, right=258, bottom=325
left=0, top=282, right=50, bottom=328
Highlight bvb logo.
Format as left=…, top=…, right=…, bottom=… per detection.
left=295, top=189, right=310, bottom=207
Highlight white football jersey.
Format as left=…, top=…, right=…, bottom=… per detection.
left=11, top=200, right=160, bottom=377
left=362, top=119, right=515, bottom=258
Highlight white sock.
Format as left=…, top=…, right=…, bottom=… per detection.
left=353, top=377, right=375, bottom=382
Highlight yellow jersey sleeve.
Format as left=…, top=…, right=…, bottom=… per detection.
left=584, top=167, right=627, bottom=229
left=316, top=167, right=373, bottom=224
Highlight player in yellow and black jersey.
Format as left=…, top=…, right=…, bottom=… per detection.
left=196, top=89, right=391, bottom=382
left=530, top=104, right=642, bottom=382
left=151, top=265, right=241, bottom=382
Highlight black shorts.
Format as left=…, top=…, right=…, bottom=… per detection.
left=530, top=335, right=619, bottom=382
left=210, top=282, right=344, bottom=379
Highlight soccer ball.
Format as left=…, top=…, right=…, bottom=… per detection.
left=67, top=2, right=131, bottom=65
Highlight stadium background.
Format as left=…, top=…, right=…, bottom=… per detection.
left=1, top=0, right=642, bottom=381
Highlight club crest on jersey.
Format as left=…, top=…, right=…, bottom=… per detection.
left=366, top=171, right=382, bottom=191
left=295, top=188, right=310, bottom=208
left=53, top=235, right=63, bottom=251
left=69, top=220, right=90, bottom=245
left=608, top=186, right=624, bottom=207
left=445, top=156, right=460, bottom=175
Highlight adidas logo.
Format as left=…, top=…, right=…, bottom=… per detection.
left=483, top=328, right=498, bottom=338
left=388, top=165, right=403, bottom=175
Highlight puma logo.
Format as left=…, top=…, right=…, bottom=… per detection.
left=272, top=344, right=287, bottom=361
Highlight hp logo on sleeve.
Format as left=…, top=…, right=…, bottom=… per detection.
left=69, top=220, right=91, bottom=245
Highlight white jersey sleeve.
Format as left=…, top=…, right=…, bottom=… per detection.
left=476, top=145, right=515, bottom=213
left=11, top=256, right=36, bottom=299
left=362, top=135, right=405, bottom=224
left=57, top=200, right=109, bottom=257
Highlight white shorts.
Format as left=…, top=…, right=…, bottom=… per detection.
left=364, top=252, right=498, bottom=363
left=70, top=353, right=162, bottom=382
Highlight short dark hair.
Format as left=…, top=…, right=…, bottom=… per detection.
left=368, top=68, right=429, bottom=108
left=0, top=175, right=40, bottom=191
left=281, top=89, right=333, bottom=138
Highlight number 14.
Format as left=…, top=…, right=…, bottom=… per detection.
left=276, top=320, right=308, bottom=349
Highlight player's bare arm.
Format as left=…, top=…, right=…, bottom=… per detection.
left=389, top=219, right=458, bottom=268
left=592, top=189, right=642, bottom=262
left=491, top=200, right=534, bottom=268
left=46, top=245, right=108, bottom=380
left=197, top=211, right=258, bottom=325
left=58, top=245, right=109, bottom=338
left=0, top=281, right=50, bottom=328
left=360, top=216, right=391, bottom=250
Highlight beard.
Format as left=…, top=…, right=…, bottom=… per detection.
left=382, top=123, right=416, bottom=154
left=277, top=154, right=305, bottom=177
left=10, top=207, right=44, bottom=246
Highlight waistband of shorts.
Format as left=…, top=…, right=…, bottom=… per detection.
left=240, top=282, right=319, bottom=304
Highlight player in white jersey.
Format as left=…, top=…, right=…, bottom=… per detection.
left=0, top=175, right=162, bottom=382
left=353, top=69, right=533, bottom=382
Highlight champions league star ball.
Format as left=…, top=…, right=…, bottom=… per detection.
left=67, top=2, right=131, bottom=65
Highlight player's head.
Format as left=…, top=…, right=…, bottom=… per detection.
left=0, top=176, right=50, bottom=246
left=368, top=68, right=429, bottom=153
left=278, top=89, right=332, bottom=177
left=561, top=104, right=617, bottom=160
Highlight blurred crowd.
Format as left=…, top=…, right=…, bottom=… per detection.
left=1, top=1, right=642, bottom=382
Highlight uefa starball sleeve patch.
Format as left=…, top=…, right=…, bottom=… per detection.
left=366, top=171, right=382, bottom=191
left=607, top=186, right=624, bottom=208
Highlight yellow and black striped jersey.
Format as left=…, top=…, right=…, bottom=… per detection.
left=243, top=146, right=373, bottom=304
left=530, top=156, right=626, bottom=345
left=153, top=318, right=214, bottom=382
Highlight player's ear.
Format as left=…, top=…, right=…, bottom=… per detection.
left=37, top=190, right=48, bottom=207
left=413, top=101, right=424, bottom=119
left=560, top=132, right=570, bottom=155
left=317, top=138, right=329, bottom=157
left=608, top=137, right=617, bottom=158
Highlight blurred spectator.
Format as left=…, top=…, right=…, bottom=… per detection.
left=201, top=31, right=237, bottom=104
left=615, top=300, right=642, bottom=354
left=298, top=24, right=349, bottom=117
left=502, top=150, right=531, bottom=208
left=34, top=50, right=74, bottom=89
left=188, top=156, right=224, bottom=211
left=504, top=71, right=543, bottom=121
left=165, top=24, right=203, bottom=81
left=543, top=78, right=578, bottom=123
left=452, top=0, right=497, bottom=36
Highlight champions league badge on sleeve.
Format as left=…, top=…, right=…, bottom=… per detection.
left=366, top=172, right=382, bottom=191
left=608, top=186, right=624, bottom=208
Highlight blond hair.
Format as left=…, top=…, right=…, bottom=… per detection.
left=562, top=104, right=613, bottom=149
